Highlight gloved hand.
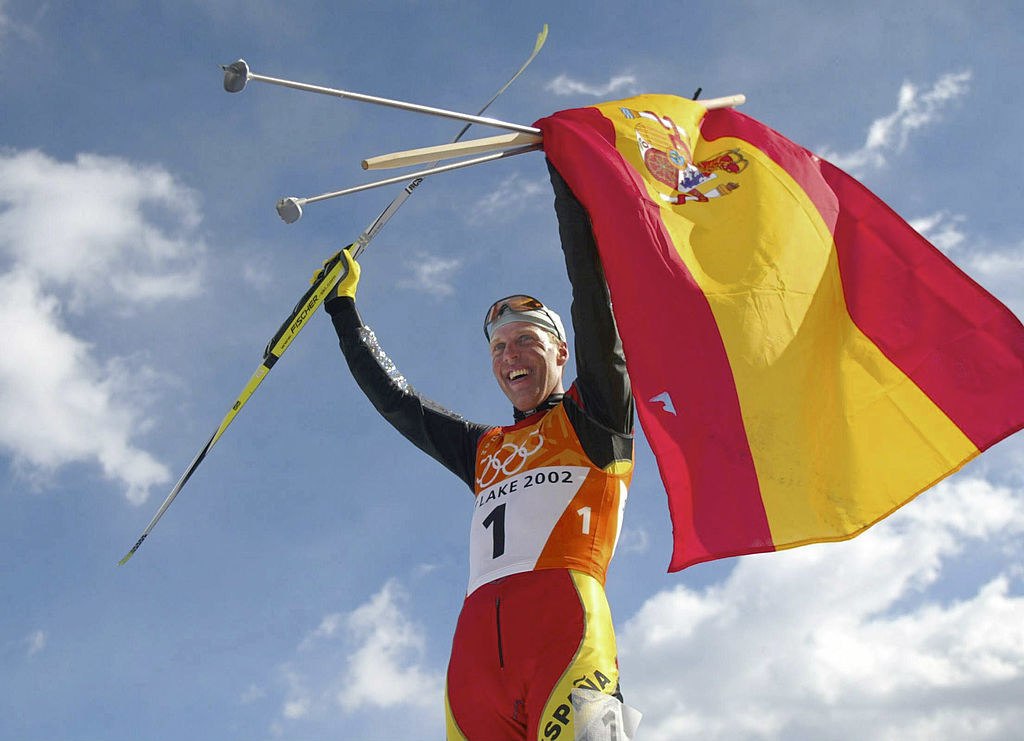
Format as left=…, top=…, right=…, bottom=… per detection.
left=312, top=245, right=361, bottom=302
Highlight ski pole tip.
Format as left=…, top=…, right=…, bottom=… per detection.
left=276, top=197, right=304, bottom=224
left=118, top=534, right=147, bottom=566
left=221, top=59, right=250, bottom=93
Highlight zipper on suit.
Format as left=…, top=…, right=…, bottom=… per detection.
left=495, top=596, right=505, bottom=668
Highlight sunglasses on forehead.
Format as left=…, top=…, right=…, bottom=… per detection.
left=484, top=294, right=545, bottom=324
left=483, top=294, right=563, bottom=341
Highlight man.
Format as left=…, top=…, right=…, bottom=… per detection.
left=323, top=162, right=635, bottom=740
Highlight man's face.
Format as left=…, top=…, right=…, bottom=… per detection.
left=489, top=321, right=568, bottom=412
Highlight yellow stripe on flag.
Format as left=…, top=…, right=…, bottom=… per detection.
left=594, top=96, right=979, bottom=547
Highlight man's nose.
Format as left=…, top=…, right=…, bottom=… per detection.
left=500, top=344, right=519, bottom=362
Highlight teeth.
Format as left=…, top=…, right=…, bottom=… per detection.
left=509, top=369, right=529, bottom=381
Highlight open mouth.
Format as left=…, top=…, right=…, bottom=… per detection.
left=508, top=368, right=530, bottom=383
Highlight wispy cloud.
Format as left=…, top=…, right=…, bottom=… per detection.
left=821, top=71, right=971, bottom=174
left=240, top=684, right=266, bottom=705
left=277, top=579, right=443, bottom=731
left=909, top=211, right=968, bottom=254
left=0, top=149, right=206, bottom=503
left=298, top=613, right=343, bottom=651
left=961, top=247, right=1024, bottom=318
left=414, top=562, right=440, bottom=577
left=469, top=172, right=548, bottom=224
left=242, top=261, right=275, bottom=291
left=24, top=629, right=46, bottom=657
left=965, top=246, right=1024, bottom=307
left=617, top=525, right=650, bottom=555
left=278, top=668, right=312, bottom=720
left=911, top=212, right=1024, bottom=312
left=617, top=476, right=1024, bottom=741
left=398, top=253, right=462, bottom=297
left=0, top=0, right=46, bottom=46
left=547, top=73, right=639, bottom=97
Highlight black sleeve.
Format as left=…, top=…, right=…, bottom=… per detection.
left=547, top=160, right=634, bottom=443
left=325, top=296, right=490, bottom=491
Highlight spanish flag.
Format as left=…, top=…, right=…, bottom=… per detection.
left=536, top=96, right=1024, bottom=572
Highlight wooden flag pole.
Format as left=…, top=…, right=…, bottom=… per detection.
left=701, top=94, right=746, bottom=110
left=361, top=94, right=746, bottom=171
left=362, top=131, right=542, bottom=170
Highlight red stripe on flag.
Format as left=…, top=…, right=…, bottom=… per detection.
left=538, top=108, right=774, bottom=571
left=702, top=109, right=1024, bottom=451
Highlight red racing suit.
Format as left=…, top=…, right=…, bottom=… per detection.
left=328, top=162, right=634, bottom=740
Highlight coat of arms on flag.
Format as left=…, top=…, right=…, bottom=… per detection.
left=621, top=104, right=748, bottom=203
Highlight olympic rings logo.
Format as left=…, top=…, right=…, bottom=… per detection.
left=476, top=430, right=545, bottom=488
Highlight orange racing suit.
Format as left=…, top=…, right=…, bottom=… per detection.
left=328, top=162, right=634, bottom=739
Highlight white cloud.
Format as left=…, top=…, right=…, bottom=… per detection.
left=0, top=149, right=206, bottom=503
left=242, top=261, right=275, bottom=291
left=277, top=579, right=444, bottom=728
left=414, top=562, right=440, bottom=577
left=24, top=629, right=46, bottom=657
left=0, top=150, right=202, bottom=307
left=617, top=525, right=650, bottom=555
left=0, top=270, right=171, bottom=503
left=398, top=253, right=462, bottom=297
left=960, top=241, right=1024, bottom=305
left=469, top=171, right=548, bottom=224
left=283, top=696, right=311, bottom=719
left=909, top=212, right=1024, bottom=312
left=968, top=249, right=1024, bottom=277
left=821, top=71, right=971, bottom=174
left=959, top=244, right=1024, bottom=316
left=617, top=476, right=1024, bottom=741
left=0, top=0, right=45, bottom=46
left=240, top=684, right=266, bottom=704
left=339, top=580, right=442, bottom=711
left=547, top=73, right=639, bottom=97
left=909, top=211, right=968, bottom=254
left=298, top=613, right=343, bottom=651
left=278, top=668, right=312, bottom=719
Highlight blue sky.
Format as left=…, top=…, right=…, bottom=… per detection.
left=1, top=1, right=1022, bottom=739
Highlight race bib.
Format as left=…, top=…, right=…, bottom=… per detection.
left=468, top=465, right=589, bottom=594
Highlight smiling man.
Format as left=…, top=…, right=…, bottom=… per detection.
left=486, top=295, right=568, bottom=412
left=324, top=162, right=636, bottom=740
